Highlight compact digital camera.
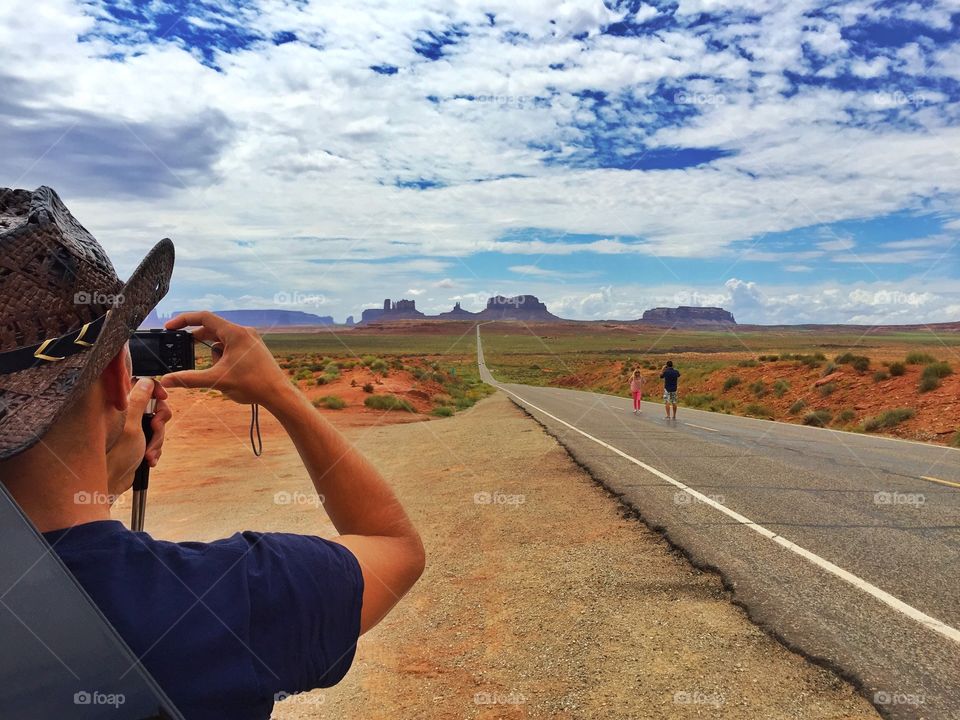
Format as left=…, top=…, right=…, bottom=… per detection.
left=130, top=329, right=196, bottom=377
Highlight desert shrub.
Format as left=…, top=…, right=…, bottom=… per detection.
left=683, top=393, right=716, bottom=409
left=950, top=432, right=960, bottom=448
left=743, top=403, right=774, bottom=418
left=322, top=371, right=339, bottom=383
left=431, top=406, right=454, bottom=417
left=813, top=352, right=826, bottom=360
left=313, top=395, right=346, bottom=410
left=888, top=361, right=906, bottom=376
left=789, top=399, right=807, bottom=414
left=861, top=408, right=915, bottom=432
left=906, top=351, right=936, bottom=365
left=364, top=394, right=415, bottom=412
left=803, top=410, right=833, bottom=427
left=918, top=375, right=941, bottom=393
left=361, top=355, right=377, bottom=366
left=723, top=376, right=742, bottom=391
left=707, top=398, right=736, bottom=413
left=758, top=355, right=779, bottom=362
left=799, top=355, right=823, bottom=369
left=819, top=382, right=837, bottom=397
left=836, top=408, right=856, bottom=424
left=749, top=380, right=768, bottom=397
left=294, top=368, right=313, bottom=381
left=738, top=359, right=759, bottom=368
left=922, top=362, right=952, bottom=380
left=773, top=379, right=790, bottom=397
left=390, top=357, right=404, bottom=370
left=324, top=361, right=341, bottom=372
left=873, top=370, right=890, bottom=382
left=314, top=376, right=328, bottom=386
left=369, top=358, right=390, bottom=374
left=835, top=353, right=869, bottom=370
left=307, top=362, right=325, bottom=372
left=362, top=383, right=375, bottom=393
left=821, top=362, right=837, bottom=377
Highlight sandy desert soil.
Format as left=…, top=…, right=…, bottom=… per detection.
left=118, top=390, right=879, bottom=719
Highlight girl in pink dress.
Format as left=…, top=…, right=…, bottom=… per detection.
left=629, top=369, right=644, bottom=413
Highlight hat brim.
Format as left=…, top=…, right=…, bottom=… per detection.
left=0, top=239, right=174, bottom=460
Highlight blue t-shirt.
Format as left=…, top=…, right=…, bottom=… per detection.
left=42, top=520, right=363, bottom=720
left=660, top=367, right=680, bottom=392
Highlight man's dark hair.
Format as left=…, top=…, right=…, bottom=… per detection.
left=666, top=360, right=673, bottom=367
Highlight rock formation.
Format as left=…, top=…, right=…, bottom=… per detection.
left=640, top=306, right=736, bottom=326
left=360, top=298, right=426, bottom=324
left=435, top=301, right=479, bottom=320
left=142, top=309, right=336, bottom=328
left=358, top=295, right=561, bottom=323
left=477, top=295, right=560, bottom=321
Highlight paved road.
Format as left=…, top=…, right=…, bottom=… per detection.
left=477, top=327, right=960, bottom=719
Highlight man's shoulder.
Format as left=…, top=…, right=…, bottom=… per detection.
left=49, top=522, right=357, bottom=585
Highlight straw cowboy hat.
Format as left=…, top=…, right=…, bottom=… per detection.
left=0, top=186, right=174, bottom=459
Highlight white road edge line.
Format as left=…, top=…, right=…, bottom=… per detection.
left=480, top=368, right=960, bottom=645
left=685, top=422, right=718, bottom=432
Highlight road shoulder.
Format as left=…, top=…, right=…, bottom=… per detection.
left=273, top=392, right=878, bottom=719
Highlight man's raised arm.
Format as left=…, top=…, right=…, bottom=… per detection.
left=161, top=311, right=425, bottom=634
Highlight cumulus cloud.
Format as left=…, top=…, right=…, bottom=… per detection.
left=0, top=0, right=957, bottom=322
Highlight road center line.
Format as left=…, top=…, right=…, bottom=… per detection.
left=921, top=475, right=960, bottom=489
left=489, top=380, right=960, bottom=645
left=685, top=422, right=718, bottom=432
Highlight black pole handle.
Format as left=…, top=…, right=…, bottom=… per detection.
left=133, top=412, right=154, bottom=492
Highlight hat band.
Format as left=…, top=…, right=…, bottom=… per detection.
left=0, top=313, right=110, bottom=375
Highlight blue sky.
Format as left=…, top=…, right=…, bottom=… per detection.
left=1, top=0, right=959, bottom=323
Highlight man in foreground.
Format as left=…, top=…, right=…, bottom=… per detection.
left=660, top=360, right=680, bottom=420
left=0, top=187, right=425, bottom=719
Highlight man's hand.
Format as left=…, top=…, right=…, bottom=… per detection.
left=159, top=312, right=292, bottom=409
left=106, top=378, right=171, bottom=499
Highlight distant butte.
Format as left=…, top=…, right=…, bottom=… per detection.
left=359, top=295, right=562, bottom=324
left=640, top=306, right=736, bottom=326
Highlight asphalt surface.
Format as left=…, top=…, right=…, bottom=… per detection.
left=477, top=327, right=960, bottom=720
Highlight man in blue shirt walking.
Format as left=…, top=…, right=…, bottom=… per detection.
left=660, top=360, right=681, bottom=420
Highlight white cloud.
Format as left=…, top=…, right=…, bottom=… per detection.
left=1, top=0, right=958, bottom=323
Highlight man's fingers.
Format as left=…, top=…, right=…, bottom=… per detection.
left=189, top=327, right=221, bottom=347
left=128, top=377, right=156, bottom=416
left=165, top=311, right=229, bottom=335
left=152, top=400, right=172, bottom=425
left=160, top=368, right=219, bottom=390
left=146, top=424, right=165, bottom=467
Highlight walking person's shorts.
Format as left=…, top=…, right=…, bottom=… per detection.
left=663, top=390, right=678, bottom=404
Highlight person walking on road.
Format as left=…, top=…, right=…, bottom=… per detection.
left=660, top=360, right=680, bottom=420
left=629, top=369, right=644, bottom=414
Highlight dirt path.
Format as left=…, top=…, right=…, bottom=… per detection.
left=123, top=391, right=879, bottom=719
